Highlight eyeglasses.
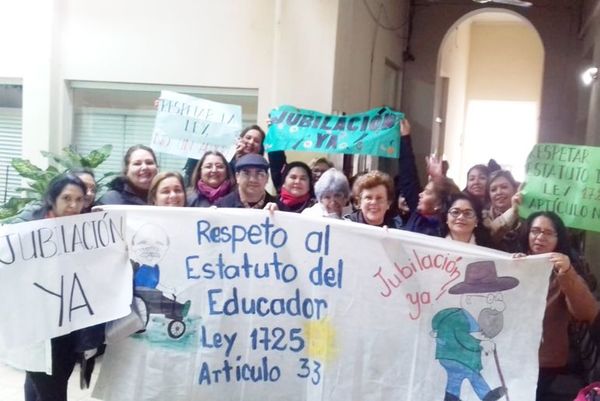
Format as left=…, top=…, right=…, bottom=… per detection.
left=467, top=293, right=504, bottom=304
left=529, top=228, right=557, bottom=238
left=448, top=208, right=476, bottom=219
left=238, top=169, right=268, bottom=179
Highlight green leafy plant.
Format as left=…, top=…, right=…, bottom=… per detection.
left=0, top=145, right=116, bottom=222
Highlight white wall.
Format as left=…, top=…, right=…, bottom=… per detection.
left=0, top=0, right=408, bottom=173
left=0, top=1, right=61, bottom=165
left=460, top=21, right=543, bottom=181
left=332, top=0, right=407, bottom=171
left=272, top=0, right=339, bottom=112
left=439, top=23, right=471, bottom=182
left=466, top=22, right=543, bottom=102
left=0, top=0, right=348, bottom=165
left=332, top=0, right=407, bottom=113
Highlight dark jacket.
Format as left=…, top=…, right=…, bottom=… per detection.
left=97, top=177, right=147, bottom=206
left=402, top=211, right=443, bottom=237
left=344, top=210, right=404, bottom=229
left=229, top=150, right=287, bottom=190
left=11, top=204, right=47, bottom=223
left=187, top=191, right=213, bottom=208
left=215, top=190, right=275, bottom=208
left=17, top=204, right=105, bottom=386
left=395, top=135, right=421, bottom=213
left=394, top=134, right=444, bottom=237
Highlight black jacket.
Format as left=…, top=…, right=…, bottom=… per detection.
left=97, top=177, right=147, bottom=206
left=215, top=190, right=275, bottom=208
left=344, top=210, right=403, bottom=229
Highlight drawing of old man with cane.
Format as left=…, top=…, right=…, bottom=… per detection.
left=432, top=261, right=520, bottom=401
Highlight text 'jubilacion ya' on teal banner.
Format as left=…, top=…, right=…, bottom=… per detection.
left=265, top=105, right=404, bottom=158
left=520, top=143, right=600, bottom=232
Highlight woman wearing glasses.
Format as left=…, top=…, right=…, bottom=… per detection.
left=187, top=151, right=233, bottom=207
left=441, top=193, right=491, bottom=246
left=519, top=211, right=598, bottom=401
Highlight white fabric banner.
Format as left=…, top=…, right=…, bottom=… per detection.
left=151, top=90, right=242, bottom=160
left=93, top=206, right=552, bottom=401
left=0, top=211, right=131, bottom=350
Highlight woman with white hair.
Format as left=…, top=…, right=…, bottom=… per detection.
left=301, top=168, right=351, bottom=219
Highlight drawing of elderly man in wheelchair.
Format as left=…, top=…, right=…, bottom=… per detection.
left=130, top=223, right=191, bottom=339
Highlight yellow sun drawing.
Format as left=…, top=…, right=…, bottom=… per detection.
left=304, top=318, right=337, bottom=362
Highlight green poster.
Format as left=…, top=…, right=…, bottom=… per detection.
left=520, top=143, right=600, bottom=232
left=264, top=105, right=404, bottom=158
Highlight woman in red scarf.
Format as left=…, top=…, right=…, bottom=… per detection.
left=187, top=151, right=234, bottom=207
left=273, top=161, right=315, bottom=213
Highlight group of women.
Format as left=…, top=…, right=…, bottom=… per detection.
left=22, top=119, right=599, bottom=401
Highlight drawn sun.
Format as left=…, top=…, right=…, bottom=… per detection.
left=304, top=318, right=337, bottom=362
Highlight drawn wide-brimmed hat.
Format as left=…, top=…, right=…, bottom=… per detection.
left=449, top=260, right=519, bottom=294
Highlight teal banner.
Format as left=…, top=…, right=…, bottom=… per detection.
left=265, top=105, right=404, bottom=158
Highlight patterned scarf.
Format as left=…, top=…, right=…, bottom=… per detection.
left=196, top=180, right=231, bottom=203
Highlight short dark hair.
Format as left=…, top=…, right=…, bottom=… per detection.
left=282, top=161, right=314, bottom=196
left=467, top=164, right=490, bottom=178
left=441, top=192, right=491, bottom=246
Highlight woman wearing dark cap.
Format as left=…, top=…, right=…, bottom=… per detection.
left=215, top=154, right=275, bottom=208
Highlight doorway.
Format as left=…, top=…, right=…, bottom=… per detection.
left=435, top=10, right=544, bottom=186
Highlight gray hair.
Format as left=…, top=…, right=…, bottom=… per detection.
left=314, top=168, right=350, bottom=200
